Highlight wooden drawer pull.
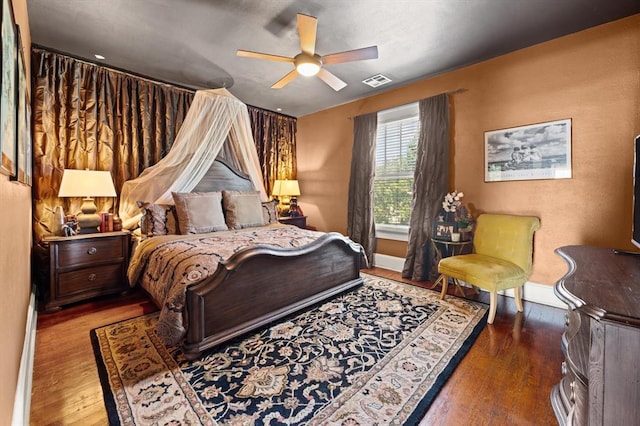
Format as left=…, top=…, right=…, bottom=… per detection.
left=87, top=247, right=97, bottom=255
left=88, top=273, right=97, bottom=281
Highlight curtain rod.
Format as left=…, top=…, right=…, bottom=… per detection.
left=32, top=45, right=198, bottom=94
left=348, top=88, right=467, bottom=119
left=32, top=45, right=296, bottom=119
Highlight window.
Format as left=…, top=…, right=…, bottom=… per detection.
left=374, top=103, right=420, bottom=241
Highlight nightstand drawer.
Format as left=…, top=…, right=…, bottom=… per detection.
left=56, top=238, right=124, bottom=268
left=42, top=231, right=131, bottom=312
left=57, top=263, right=125, bottom=297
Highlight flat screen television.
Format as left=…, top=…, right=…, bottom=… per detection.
left=633, top=135, right=640, bottom=249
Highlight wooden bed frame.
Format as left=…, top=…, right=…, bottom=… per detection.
left=175, top=159, right=364, bottom=359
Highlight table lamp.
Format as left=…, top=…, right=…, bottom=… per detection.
left=271, top=179, right=301, bottom=216
left=58, top=169, right=117, bottom=234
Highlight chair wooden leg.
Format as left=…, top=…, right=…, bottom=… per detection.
left=439, top=275, right=449, bottom=299
left=514, top=285, right=524, bottom=312
left=430, top=274, right=445, bottom=290
left=453, top=278, right=466, bottom=297
left=488, top=291, right=498, bottom=324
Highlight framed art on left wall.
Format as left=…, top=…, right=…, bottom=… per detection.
left=1, top=0, right=18, bottom=177
left=12, top=24, right=31, bottom=185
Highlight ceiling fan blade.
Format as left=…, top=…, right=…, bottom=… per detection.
left=237, top=50, right=294, bottom=63
left=322, top=46, right=379, bottom=65
left=317, top=68, right=347, bottom=91
left=297, top=13, right=318, bottom=55
left=272, top=69, right=299, bottom=89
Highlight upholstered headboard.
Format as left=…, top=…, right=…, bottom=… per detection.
left=182, top=158, right=277, bottom=232
left=193, top=159, right=256, bottom=193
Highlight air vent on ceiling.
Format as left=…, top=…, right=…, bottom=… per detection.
left=362, top=74, right=392, bottom=88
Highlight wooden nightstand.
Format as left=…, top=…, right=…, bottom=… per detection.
left=42, top=231, right=131, bottom=312
left=278, top=215, right=307, bottom=229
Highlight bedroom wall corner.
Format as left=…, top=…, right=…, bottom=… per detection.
left=297, top=15, right=640, bottom=286
left=0, top=0, right=32, bottom=424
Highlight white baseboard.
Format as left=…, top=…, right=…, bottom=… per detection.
left=373, top=253, right=566, bottom=309
left=497, top=281, right=567, bottom=309
left=373, top=253, right=405, bottom=272
left=12, top=288, right=37, bottom=426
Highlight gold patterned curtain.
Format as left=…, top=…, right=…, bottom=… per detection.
left=31, top=48, right=195, bottom=242
left=247, top=106, right=297, bottom=195
left=31, top=48, right=297, bottom=242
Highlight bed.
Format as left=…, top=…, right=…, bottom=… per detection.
left=128, top=159, right=364, bottom=359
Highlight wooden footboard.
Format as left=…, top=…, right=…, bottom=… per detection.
left=183, top=232, right=364, bottom=359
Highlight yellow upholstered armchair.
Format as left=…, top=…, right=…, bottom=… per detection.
left=436, top=213, right=540, bottom=324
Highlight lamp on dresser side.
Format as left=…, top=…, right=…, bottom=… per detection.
left=58, top=169, right=117, bottom=234
left=272, top=179, right=301, bottom=217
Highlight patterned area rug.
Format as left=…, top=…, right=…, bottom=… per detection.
left=91, top=274, right=487, bottom=425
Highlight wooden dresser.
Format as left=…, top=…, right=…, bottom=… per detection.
left=42, top=231, right=131, bottom=312
left=551, top=245, right=640, bottom=426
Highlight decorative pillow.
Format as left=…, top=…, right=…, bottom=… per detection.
left=171, top=191, right=228, bottom=234
left=136, top=201, right=178, bottom=236
left=222, top=190, right=266, bottom=229
left=261, top=200, right=279, bottom=224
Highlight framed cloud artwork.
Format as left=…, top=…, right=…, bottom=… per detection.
left=485, top=118, right=572, bottom=182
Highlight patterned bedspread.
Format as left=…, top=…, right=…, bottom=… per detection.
left=128, top=223, right=325, bottom=345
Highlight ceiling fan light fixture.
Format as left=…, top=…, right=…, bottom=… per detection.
left=297, top=62, right=320, bottom=76
left=294, top=53, right=321, bottom=76
left=237, top=14, right=377, bottom=91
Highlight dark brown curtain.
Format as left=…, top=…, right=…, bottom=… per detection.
left=247, top=106, right=297, bottom=195
left=402, top=94, right=450, bottom=281
left=347, top=112, right=378, bottom=266
left=31, top=48, right=195, bottom=242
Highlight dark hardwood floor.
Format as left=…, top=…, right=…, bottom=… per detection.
left=29, top=268, right=565, bottom=425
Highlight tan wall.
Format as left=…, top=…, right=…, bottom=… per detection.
left=297, top=15, right=640, bottom=285
left=0, top=0, right=31, bottom=422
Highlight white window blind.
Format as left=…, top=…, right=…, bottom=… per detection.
left=374, top=103, right=419, bottom=238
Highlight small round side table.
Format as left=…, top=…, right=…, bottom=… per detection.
left=431, top=238, right=472, bottom=259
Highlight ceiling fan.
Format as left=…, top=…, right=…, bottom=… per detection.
left=237, top=13, right=378, bottom=91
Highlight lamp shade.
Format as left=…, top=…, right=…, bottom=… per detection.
left=58, top=169, right=117, bottom=198
left=271, top=180, right=282, bottom=197
left=272, top=180, right=300, bottom=197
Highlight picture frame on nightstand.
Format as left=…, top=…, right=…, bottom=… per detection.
left=433, top=222, right=457, bottom=241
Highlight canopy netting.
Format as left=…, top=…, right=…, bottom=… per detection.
left=119, top=88, right=268, bottom=229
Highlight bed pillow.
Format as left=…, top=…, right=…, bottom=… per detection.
left=172, top=191, right=228, bottom=234
left=137, top=201, right=178, bottom=236
left=222, top=190, right=266, bottom=229
left=261, top=200, right=279, bottom=224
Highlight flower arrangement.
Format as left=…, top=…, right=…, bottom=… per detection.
left=442, top=191, right=464, bottom=213
left=456, top=205, right=473, bottom=230
left=440, top=191, right=473, bottom=231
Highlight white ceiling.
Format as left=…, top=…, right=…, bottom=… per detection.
left=27, top=0, right=639, bottom=117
